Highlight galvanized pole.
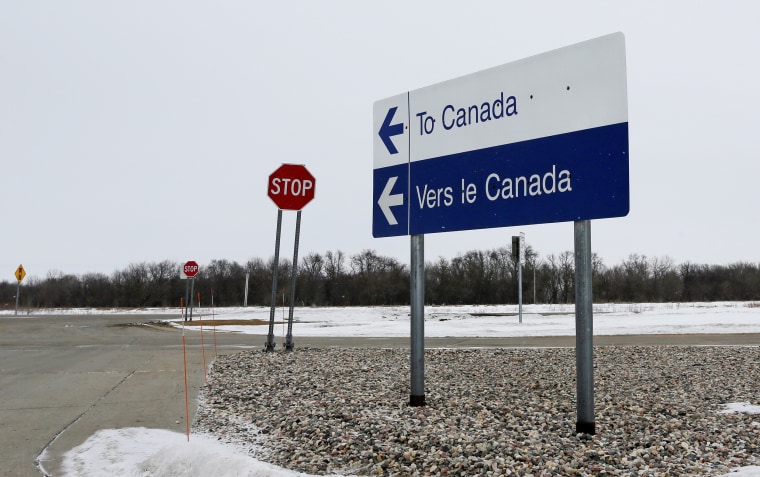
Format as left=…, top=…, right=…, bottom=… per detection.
left=14, top=282, right=20, bottom=316
left=518, top=232, right=524, bottom=323
left=285, top=210, right=302, bottom=351
left=518, top=261, right=523, bottom=324
left=188, top=277, right=195, bottom=322
left=184, top=279, right=190, bottom=322
left=574, top=219, right=595, bottom=435
left=244, top=272, right=250, bottom=307
left=410, top=234, right=425, bottom=406
left=265, top=209, right=283, bottom=352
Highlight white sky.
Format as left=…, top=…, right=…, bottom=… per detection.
left=3, top=1, right=760, bottom=278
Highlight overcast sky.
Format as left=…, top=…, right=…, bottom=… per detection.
left=2, top=1, right=759, bottom=280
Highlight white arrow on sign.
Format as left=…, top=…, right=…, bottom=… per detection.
left=378, top=176, right=404, bottom=225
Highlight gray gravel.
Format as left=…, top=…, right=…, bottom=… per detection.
left=194, top=347, right=760, bottom=476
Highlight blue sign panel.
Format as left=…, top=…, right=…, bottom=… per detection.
left=408, top=123, right=628, bottom=234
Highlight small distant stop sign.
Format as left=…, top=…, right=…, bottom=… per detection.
left=183, top=261, right=199, bottom=278
left=268, top=164, right=316, bottom=211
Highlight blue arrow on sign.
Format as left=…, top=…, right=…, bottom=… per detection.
left=378, top=106, right=404, bottom=154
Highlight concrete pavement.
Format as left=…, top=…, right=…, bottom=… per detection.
left=0, top=315, right=253, bottom=477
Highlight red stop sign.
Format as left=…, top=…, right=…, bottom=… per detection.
left=268, top=164, right=316, bottom=211
left=183, top=260, right=199, bottom=278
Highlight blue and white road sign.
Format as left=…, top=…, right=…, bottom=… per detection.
left=372, top=32, right=629, bottom=238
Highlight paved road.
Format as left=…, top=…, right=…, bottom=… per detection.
left=1, top=314, right=759, bottom=476
left=0, top=314, right=256, bottom=477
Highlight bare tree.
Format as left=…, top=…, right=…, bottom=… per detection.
left=299, top=252, right=326, bottom=305
left=324, top=250, right=347, bottom=305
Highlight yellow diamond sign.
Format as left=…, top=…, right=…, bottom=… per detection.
left=15, top=264, right=26, bottom=283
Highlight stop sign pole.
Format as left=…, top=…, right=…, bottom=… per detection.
left=182, top=261, right=199, bottom=322
left=14, top=264, right=26, bottom=316
left=265, top=164, right=315, bottom=352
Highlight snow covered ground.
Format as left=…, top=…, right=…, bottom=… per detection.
left=177, top=302, right=760, bottom=337
left=33, top=302, right=760, bottom=476
left=20, top=301, right=760, bottom=337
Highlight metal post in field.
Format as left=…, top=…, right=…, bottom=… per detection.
left=410, top=234, right=425, bottom=406
left=15, top=282, right=20, bottom=316
left=574, top=219, right=595, bottom=435
left=265, top=209, right=283, bottom=352
left=183, top=280, right=190, bottom=322
left=244, top=272, right=250, bottom=307
left=188, top=277, right=195, bottom=322
left=518, top=260, right=523, bottom=324
left=13, top=264, right=25, bottom=315
left=285, top=211, right=302, bottom=351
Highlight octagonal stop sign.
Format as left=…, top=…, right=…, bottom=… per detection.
left=268, top=164, right=316, bottom=210
left=183, top=260, right=199, bottom=278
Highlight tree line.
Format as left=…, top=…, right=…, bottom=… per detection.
left=3, top=248, right=760, bottom=310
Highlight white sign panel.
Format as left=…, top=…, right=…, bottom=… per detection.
left=373, top=32, right=629, bottom=237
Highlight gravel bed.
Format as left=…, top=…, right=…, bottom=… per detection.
left=194, top=346, right=760, bottom=476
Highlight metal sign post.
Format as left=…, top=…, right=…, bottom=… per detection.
left=512, top=234, right=525, bottom=323
left=244, top=272, right=250, bottom=307
left=574, top=220, right=595, bottom=434
left=285, top=211, right=302, bottom=351
left=188, top=277, right=195, bottom=322
left=14, top=264, right=25, bottom=316
left=265, top=209, right=283, bottom=352
left=518, top=258, right=523, bottom=324
left=410, top=234, right=425, bottom=406
left=184, top=280, right=190, bottom=321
